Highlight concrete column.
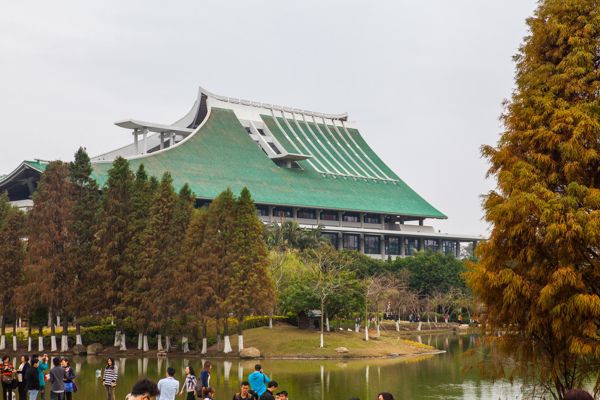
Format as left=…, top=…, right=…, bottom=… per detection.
left=268, top=206, right=275, bottom=223
left=160, top=133, right=165, bottom=150
left=359, top=234, right=365, bottom=253
left=317, top=210, right=322, bottom=225
left=360, top=213, right=365, bottom=229
left=292, top=208, right=298, bottom=220
left=419, top=218, right=424, bottom=226
left=380, top=235, right=386, bottom=260
left=473, top=241, right=478, bottom=252
left=170, top=132, right=175, bottom=147
left=381, top=215, right=386, bottom=230
left=400, top=237, right=405, bottom=257
left=438, top=238, right=443, bottom=254
left=419, top=237, right=424, bottom=251
left=399, top=216, right=405, bottom=225
left=338, top=211, right=344, bottom=227
left=455, top=241, right=461, bottom=258
left=337, top=232, right=343, bottom=251
left=133, top=130, right=139, bottom=154
left=142, top=129, right=148, bottom=154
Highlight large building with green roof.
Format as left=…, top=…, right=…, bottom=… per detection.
left=0, top=86, right=482, bottom=259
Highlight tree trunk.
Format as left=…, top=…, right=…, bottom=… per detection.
left=138, top=333, right=143, bottom=350
left=320, top=299, right=324, bottom=348
left=216, top=319, right=222, bottom=352
left=223, top=318, right=232, bottom=353
left=28, top=318, right=32, bottom=352
left=269, top=308, right=273, bottom=329
left=165, top=336, right=171, bottom=352
left=50, top=308, right=57, bottom=352
left=376, top=303, right=380, bottom=337
left=61, top=310, right=69, bottom=352
left=75, top=317, right=82, bottom=345
left=143, top=333, right=149, bottom=352
left=182, top=334, right=189, bottom=353
left=12, top=316, right=17, bottom=351
left=364, top=304, right=369, bottom=341
left=38, top=325, right=44, bottom=351
left=0, top=315, right=5, bottom=350
left=237, top=318, right=244, bottom=352
left=201, top=320, right=208, bottom=354
left=157, top=332, right=163, bottom=351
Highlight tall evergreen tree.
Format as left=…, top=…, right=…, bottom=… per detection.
left=93, top=156, right=134, bottom=350
left=467, top=1, right=600, bottom=398
left=0, top=206, right=26, bottom=350
left=26, top=161, right=75, bottom=352
left=68, top=147, right=100, bottom=348
left=231, top=187, right=273, bottom=351
left=123, top=164, right=154, bottom=351
left=136, top=172, right=179, bottom=351
left=199, top=188, right=237, bottom=353
left=175, top=207, right=209, bottom=352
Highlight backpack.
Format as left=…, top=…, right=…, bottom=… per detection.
left=195, top=374, right=205, bottom=398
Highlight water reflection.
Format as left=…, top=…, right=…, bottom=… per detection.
left=60, top=333, right=524, bottom=400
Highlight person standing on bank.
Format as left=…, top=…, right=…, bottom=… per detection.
left=156, top=367, right=179, bottom=400
left=17, top=355, right=31, bottom=400
left=102, top=357, right=118, bottom=400
left=1, top=355, right=15, bottom=400
left=25, top=359, right=40, bottom=400
left=60, top=358, right=75, bottom=400
left=178, top=366, right=196, bottom=400
left=196, top=362, right=211, bottom=395
left=48, top=358, right=66, bottom=400
left=232, top=381, right=254, bottom=400
left=248, top=365, right=270, bottom=398
left=33, top=354, right=49, bottom=400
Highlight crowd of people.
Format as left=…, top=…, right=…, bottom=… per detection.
left=1, top=353, right=76, bottom=400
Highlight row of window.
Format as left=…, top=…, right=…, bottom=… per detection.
left=256, top=206, right=383, bottom=223
left=321, top=233, right=458, bottom=256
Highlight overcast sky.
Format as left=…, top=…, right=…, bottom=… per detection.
left=0, top=0, right=538, bottom=237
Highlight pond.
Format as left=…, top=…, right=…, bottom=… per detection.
left=13, top=333, right=523, bottom=400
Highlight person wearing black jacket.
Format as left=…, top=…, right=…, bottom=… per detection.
left=26, top=359, right=41, bottom=399
left=17, top=355, right=31, bottom=400
left=259, top=382, right=277, bottom=400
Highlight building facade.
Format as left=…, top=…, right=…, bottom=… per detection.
left=0, top=86, right=482, bottom=259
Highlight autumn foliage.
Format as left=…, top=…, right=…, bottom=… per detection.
left=467, top=1, right=600, bottom=398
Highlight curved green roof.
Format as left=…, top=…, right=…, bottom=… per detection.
left=91, top=108, right=446, bottom=218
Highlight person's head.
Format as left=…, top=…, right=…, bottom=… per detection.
left=201, top=387, right=214, bottom=399
left=107, top=357, right=115, bottom=369
left=2, top=356, right=8, bottom=364
left=32, top=354, right=38, bottom=359
left=129, top=377, right=160, bottom=400
left=564, top=389, right=594, bottom=400
left=186, top=365, right=196, bottom=377
left=31, top=359, right=39, bottom=368
left=275, top=394, right=280, bottom=400
left=240, top=381, right=249, bottom=394
left=280, top=391, right=288, bottom=400
left=166, top=367, right=176, bottom=377
left=52, top=357, right=60, bottom=366
left=61, top=357, right=69, bottom=367
left=377, top=393, right=394, bottom=400
left=203, top=361, right=212, bottom=372
left=21, top=355, right=29, bottom=364
left=267, top=381, right=278, bottom=393
left=254, top=364, right=262, bottom=372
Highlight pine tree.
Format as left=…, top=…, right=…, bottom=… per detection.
left=199, top=188, right=237, bottom=352
left=468, top=1, right=600, bottom=397
left=0, top=206, right=26, bottom=350
left=136, top=172, right=179, bottom=351
left=93, top=156, right=134, bottom=350
left=231, top=187, right=273, bottom=351
left=68, top=147, right=100, bottom=348
left=176, top=207, right=209, bottom=352
left=26, top=161, right=75, bottom=352
left=122, top=164, right=154, bottom=351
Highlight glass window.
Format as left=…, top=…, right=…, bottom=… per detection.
left=405, top=237, right=419, bottom=255
left=268, top=142, right=281, bottom=155
left=442, top=240, right=456, bottom=256
left=297, top=208, right=316, bottom=219
left=255, top=205, right=268, bottom=216
left=322, top=232, right=338, bottom=248
left=245, top=127, right=252, bottom=135
left=195, top=199, right=212, bottom=209
left=273, top=207, right=292, bottom=218
left=386, top=237, right=400, bottom=255
left=343, top=212, right=359, bottom=222
left=364, top=235, right=380, bottom=254
left=343, top=234, right=359, bottom=251
left=424, top=239, right=439, bottom=252
left=364, top=214, right=380, bottom=224
left=320, top=211, right=338, bottom=221
left=257, top=128, right=267, bottom=136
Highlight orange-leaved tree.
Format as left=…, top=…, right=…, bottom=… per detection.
left=466, top=1, right=600, bottom=398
